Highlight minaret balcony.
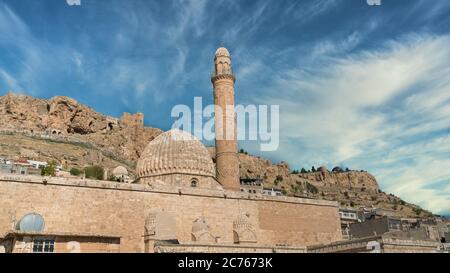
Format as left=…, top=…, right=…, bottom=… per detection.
left=211, top=71, right=236, bottom=83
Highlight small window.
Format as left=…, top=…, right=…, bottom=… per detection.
left=33, top=239, right=55, bottom=253
left=191, top=178, right=198, bottom=188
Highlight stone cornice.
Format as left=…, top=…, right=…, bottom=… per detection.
left=211, top=73, right=236, bottom=83
left=0, top=174, right=339, bottom=208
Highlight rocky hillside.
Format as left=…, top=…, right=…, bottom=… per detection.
left=0, top=93, right=162, bottom=164
left=0, top=93, right=432, bottom=218
left=0, top=133, right=133, bottom=172
left=235, top=152, right=432, bottom=218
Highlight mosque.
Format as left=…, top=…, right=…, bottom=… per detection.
left=0, top=47, right=342, bottom=253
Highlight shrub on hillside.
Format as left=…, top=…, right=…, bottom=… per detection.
left=84, top=165, right=104, bottom=180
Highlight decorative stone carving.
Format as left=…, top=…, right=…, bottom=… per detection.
left=144, top=210, right=177, bottom=241
left=191, top=217, right=216, bottom=243
left=233, top=213, right=257, bottom=244
left=15, top=236, right=33, bottom=253
left=144, top=212, right=157, bottom=237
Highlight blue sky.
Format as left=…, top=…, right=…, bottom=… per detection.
left=0, top=0, right=449, bottom=216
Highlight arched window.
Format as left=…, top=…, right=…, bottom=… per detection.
left=191, top=178, right=198, bottom=188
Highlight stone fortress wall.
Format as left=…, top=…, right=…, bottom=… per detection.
left=0, top=174, right=342, bottom=253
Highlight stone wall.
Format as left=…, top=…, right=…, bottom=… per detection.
left=120, top=112, right=144, bottom=128
left=0, top=174, right=341, bottom=252
left=7, top=235, right=120, bottom=253
left=154, top=241, right=307, bottom=253
left=381, top=238, right=441, bottom=253
left=308, top=236, right=443, bottom=253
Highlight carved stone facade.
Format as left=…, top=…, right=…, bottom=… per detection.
left=233, top=213, right=257, bottom=244
left=0, top=174, right=342, bottom=252
left=191, top=218, right=216, bottom=243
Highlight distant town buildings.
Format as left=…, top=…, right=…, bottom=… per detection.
left=239, top=178, right=285, bottom=197
left=337, top=206, right=450, bottom=244
left=0, top=157, right=43, bottom=176
left=339, top=208, right=359, bottom=240
left=263, top=188, right=283, bottom=197
left=239, top=178, right=264, bottom=194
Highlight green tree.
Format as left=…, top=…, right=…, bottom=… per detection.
left=413, top=208, right=422, bottom=216
left=239, top=148, right=248, bottom=155
left=41, top=161, right=57, bottom=177
left=84, top=166, right=104, bottom=180
left=291, top=184, right=299, bottom=194
left=305, top=182, right=318, bottom=194
left=69, top=168, right=82, bottom=176
left=311, top=166, right=316, bottom=172
left=108, top=174, right=118, bottom=182
left=300, top=168, right=307, bottom=174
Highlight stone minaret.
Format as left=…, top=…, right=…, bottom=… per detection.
left=211, top=47, right=240, bottom=191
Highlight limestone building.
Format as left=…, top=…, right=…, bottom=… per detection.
left=0, top=47, right=343, bottom=253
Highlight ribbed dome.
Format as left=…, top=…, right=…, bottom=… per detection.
left=136, top=129, right=215, bottom=178
left=215, top=47, right=230, bottom=57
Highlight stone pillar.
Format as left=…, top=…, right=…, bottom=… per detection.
left=211, top=47, right=240, bottom=191
left=144, top=214, right=156, bottom=253
left=144, top=235, right=156, bottom=253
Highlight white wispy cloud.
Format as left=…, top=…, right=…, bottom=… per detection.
left=249, top=33, right=450, bottom=215
left=283, top=0, right=340, bottom=23
left=0, top=2, right=196, bottom=108
left=0, top=69, right=23, bottom=92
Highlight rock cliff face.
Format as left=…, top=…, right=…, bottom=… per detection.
left=296, top=170, right=379, bottom=192
left=0, top=93, right=162, bottom=163
left=235, top=151, right=379, bottom=191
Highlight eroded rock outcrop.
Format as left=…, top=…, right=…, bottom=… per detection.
left=0, top=93, right=162, bottom=163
